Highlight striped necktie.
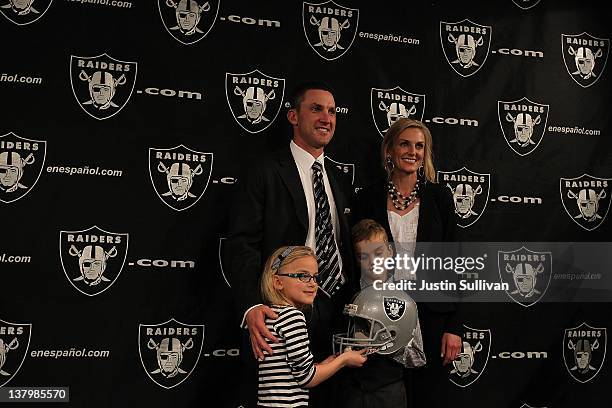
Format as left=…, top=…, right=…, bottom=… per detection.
left=311, top=161, right=344, bottom=297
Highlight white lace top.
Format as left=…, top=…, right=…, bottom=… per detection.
left=387, top=204, right=419, bottom=281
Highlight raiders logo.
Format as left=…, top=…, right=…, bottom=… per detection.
left=326, top=156, right=355, bottom=186
left=139, top=318, right=204, bottom=389
left=59, top=226, right=129, bottom=296
left=562, top=33, right=609, bottom=88
left=449, top=325, right=491, bottom=388
left=157, top=0, right=219, bottom=45
left=0, top=0, right=52, bottom=25
left=383, top=297, right=406, bottom=322
left=560, top=174, right=612, bottom=231
left=371, top=87, right=426, bottom=138
left=218, top=237, right=231, bottom=288
left=70, top=53, right=137, bottom=120
left=498, top=97, right=549, bottom=156
left=302, top=0, right=359, bottom=61
left=497, top=247, right=552, bottom=307
left=0, top=132, right=46, bottom=204
left=438, top=167, right=491, bottom=228
left=225, top=69, right=285, bottom=134
left=149, top=145, right=213, bottom=211
left=512, top=0, right=541, bottom=10
left=0, top=318, right=31, bottom=387
left=563, top=322, right=607, bottom=383
left=440, top=19, right=492, bottom=77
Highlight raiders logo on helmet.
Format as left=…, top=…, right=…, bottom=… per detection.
left=440, top=19, right=492, bottom=77
left=0, top=319, right=31, bottom=387
left=561, top=33, right=609, bottom=88
left=438, top=167, right=491, bottom=228
left=563, top=322, right=607, bottom=383
left=70, top=53, right=137, bottom=120
left=497, top=246, right=552, bottom=308
left=498, top=97, right=549, bottom=156
left=157, top=0, right=219, bottom=45
left=0, top=0, right=52, bottom=25
left=448, top=325, right=491, bottom=388
left=59, top=226, right=129, bottom=296
left=371, top=87, right=425, bottom=138
left=560, top=174, right=611, bottom=231
left=0, top=132, right=46, bottom=204
left=302, top=0, right=359, bottom=61
left=139, top=318, right=204, bottom=389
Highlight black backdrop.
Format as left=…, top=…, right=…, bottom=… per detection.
left=1, top=0, right=611, bottom=407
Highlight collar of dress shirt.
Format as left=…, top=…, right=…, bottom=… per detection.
left=290, top=140, right=326, bottom=174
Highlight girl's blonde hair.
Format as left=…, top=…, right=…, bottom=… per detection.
left=260, top=245, right=317, bottom=307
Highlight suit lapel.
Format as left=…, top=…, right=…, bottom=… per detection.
left=276, top=147, right=309, bottom=232
left=417, top=184, right=434, bottom=242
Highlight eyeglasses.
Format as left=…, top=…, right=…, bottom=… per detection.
left=276, top=273, right=319, bottom=284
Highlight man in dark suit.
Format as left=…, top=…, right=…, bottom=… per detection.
left=225, top=81, right=356, bottom=407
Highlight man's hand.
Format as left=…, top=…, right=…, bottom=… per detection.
left=246, top=305, right=279, bottom=360
left=440, top=332, right=462, bottom=365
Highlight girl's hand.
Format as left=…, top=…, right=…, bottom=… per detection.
left=341, top=348, right=368, bottom=368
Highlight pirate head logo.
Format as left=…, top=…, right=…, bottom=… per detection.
left=59, top=226, right=128, bottom=296
left=498, top=97, right=549, bottom=156
left=371, top=87, right=426, bottom=138
left=302, top=1, right=359, bottom=61
left=0, top=132, right=46, bottom=203
left=0, top=319, right=31, bottom=387
left=512, top=0, right=541, bottom=10
left=0, top=0, right=52, bottom=25
left=440, top=19, right=492, bottom=77
left=158, top=0, right=219, bottom=45
left=562, top=33, right=609, bottom=88
left=560, top=174, right=612, bottom=231
left=438, top=167, right=490, bottom=228
left=139, top=318, right=204, bottom=389
left=326, top=156, right=355, bottom=186
left=383, top=297, right=406, bottom=322
left=225, top=69, right=285, bottom=134
left=563, top=322, right=607, bottom=383
left=498, top=247, right=552, bottom=307
left=449, top=325, right=491, bottom=387
left=70, top=53, right=137, bottom=120
left=149, top=145, right=213, bottom=211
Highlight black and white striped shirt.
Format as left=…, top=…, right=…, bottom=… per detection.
left=258, top=305, right=316, bottom=407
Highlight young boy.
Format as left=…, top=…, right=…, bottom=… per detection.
left=332, top=219, right=425, bottom=408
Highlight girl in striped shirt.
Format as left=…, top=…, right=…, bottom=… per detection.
left=258, top=245, right=367, bottom=407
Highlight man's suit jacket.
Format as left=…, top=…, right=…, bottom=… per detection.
left=225, top=144, right=357, bottom=356
left=351, top=179, right=462, bottom=336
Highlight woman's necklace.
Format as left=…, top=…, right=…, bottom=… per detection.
left=387, top=179, right=420, bottom=210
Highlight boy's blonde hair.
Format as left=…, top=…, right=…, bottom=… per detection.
left=260, top=245, right=317, bottom=307
left=351, top=219, right=389, bottom=245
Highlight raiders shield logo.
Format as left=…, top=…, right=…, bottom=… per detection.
left=326, top=156, right=355, bottom=186
left=560, top=174, right=612, bottom=231
left=149, top=145, right=213, bottom=211
left=383, top=297, right=406, bottom=322
left=440, top=19, right=492, bottom=77
left=70, top=53, right=137, bottom=120
left=139, top=318, right=204, bottom=389
left=512, top=0, right=541, bottom=10
left=157, top=0, right=219, bottom=45
left=302, top=0, right=359, bottom=61
left=563, top=322, right=607, bottom=383
left=218, top=237, right=231, bottom=288
left=562, top=33, right=609, bottom=88
left=371, top=87, right=426, bottom=138
left=498, top=97, right=549, bottom=156
left=0, top=318, right=31, bottom=387
left=438, top=167, right=491, bottom=228
left=59, top=226, right=129, bottom=296
left=225, top=69, right=285, bottom=134
left=0, top=132, right=46, bottom=204
left=0, top=0, right=52, bottom=25
left=497, top=247, right=552, bottom=307
left=449, top=325, right=491, bottom=388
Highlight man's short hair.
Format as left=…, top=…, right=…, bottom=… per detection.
left=287, top=80, right=336, bottom=111
left=352, top=219, right=389, bottom=245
